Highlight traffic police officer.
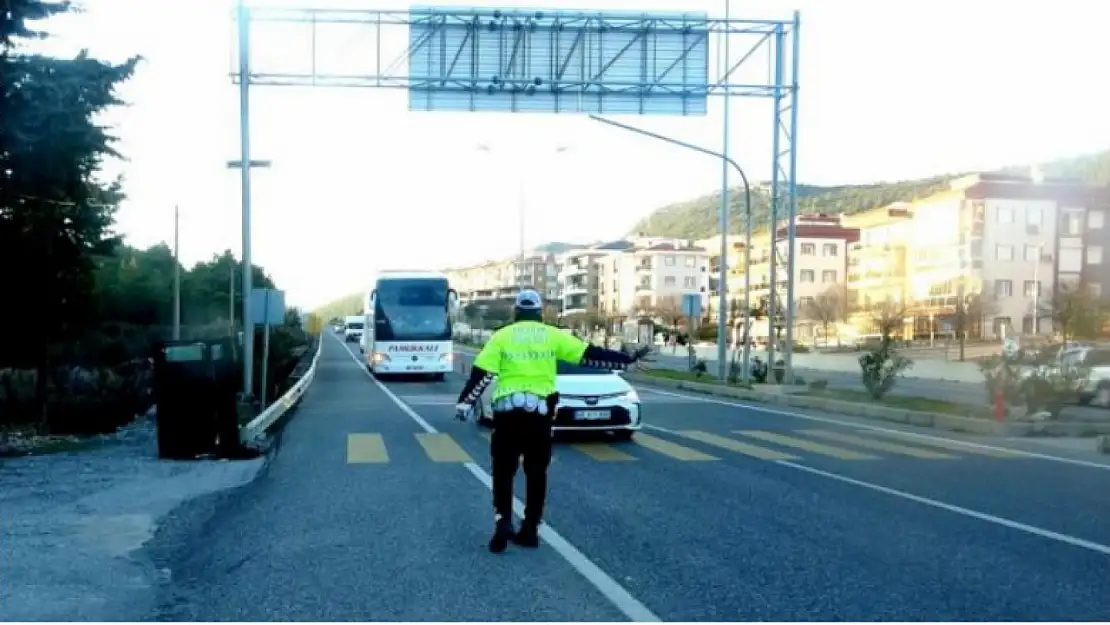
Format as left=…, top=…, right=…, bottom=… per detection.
left=454, top=289, right=651, bottom=553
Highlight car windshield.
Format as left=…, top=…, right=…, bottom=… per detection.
left=558, top=362, right=617, bottom=375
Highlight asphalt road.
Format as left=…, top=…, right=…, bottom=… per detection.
left=148, top=334, right=1110, bottom=621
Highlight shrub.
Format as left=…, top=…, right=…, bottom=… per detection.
left=859, top=338, right=913, bottom=399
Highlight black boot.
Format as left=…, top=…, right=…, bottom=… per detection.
left=512, top=520, right=540, bottom=548
left=488, top=515, right=515, bottom=554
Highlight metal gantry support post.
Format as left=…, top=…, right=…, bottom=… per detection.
left=716, top=0, right=732, bottom=380
left=765, top=24, right=784, bottom=374
left=237, top=0, right=255, bottom=398
left=782, top=12, right=802, bottom=384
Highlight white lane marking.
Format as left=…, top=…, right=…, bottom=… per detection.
left=643, top=423, right=1110, bottom=557
left=334, top=335, right=660, bottom=623
left=637, top=386, right=1110, bottom=471
left=776, top=460, right=1110, bottom=556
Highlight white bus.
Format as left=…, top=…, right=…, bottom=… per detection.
left=360, top=270, right=459, bottom=380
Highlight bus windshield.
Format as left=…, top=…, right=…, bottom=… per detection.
left=373, top=278, right=451, bottom=341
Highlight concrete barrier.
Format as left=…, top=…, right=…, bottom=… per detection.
left=682, top=344, right=985, bottom=384
left=239, top=334, right=324, bottom=443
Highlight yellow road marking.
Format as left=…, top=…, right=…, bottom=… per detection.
left=415, top=433, right=474, bottom=463
left=802, top=429, right=955, bottom=459
left=734, top=430, right=877, bottom=461
left=570, top=443, right=638, bottom=461
left=633, top=433, right=719, bottom=461
left=675, top=430, right=799, bottom=461
left=347, top=433, right=389, bottom=464
left=866, top=430, right=1019, bottom=458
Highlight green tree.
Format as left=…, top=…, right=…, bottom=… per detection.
left=1, top=1, right=140, bottom=425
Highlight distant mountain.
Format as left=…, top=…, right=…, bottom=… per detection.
left=627, top=150, right=1110, bottom=240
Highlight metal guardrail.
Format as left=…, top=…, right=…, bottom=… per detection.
left=240, top=334, right=325, bottom=442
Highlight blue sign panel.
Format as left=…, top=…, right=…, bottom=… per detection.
left=681, top=293, right=702, bottom=318
left=408, top=6, right=710, bottom=115
left=251, top=288, right=286, bottom=326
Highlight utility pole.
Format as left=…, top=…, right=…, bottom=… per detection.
left=172, top=205, right=181, bottom=340
left=229, top=260, right=236, bottom=337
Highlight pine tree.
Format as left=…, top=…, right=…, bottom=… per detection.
left=0, top=0, right=139, bottom=427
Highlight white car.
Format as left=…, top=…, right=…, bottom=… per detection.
left=474, top=362, right=642, bottom=439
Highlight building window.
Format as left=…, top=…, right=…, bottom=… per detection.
left=684, top=255, right=696, bottom=267
left=800, top=243, right=815, bottom=255
left=1090, top=283, right=1103, bottom=298
left=799, top=296, right=815, bottom=310
left=800, top=269, right=815, bottom=283
left=664, top=275, right=677, bottom=286
left=822, top=270, right=837, bottom=283
left=1024, top=245, right=1040, bottom=262
left=664, top=255, right=676, bottom=266
left=995, top=279, right=1013, bottom=297
left=1088, top=245, right=1103, bottom=265
left=1064, top=210, right=1084, bottom=236
left=996, top=244, right=1014, bottom=261
left=1089, top=210, right=1105, bottom=230
left=1026, top=206, right=1041, bottom=226
left=683, top=276, right=696, bottom=288
left=1023, top=280, right=1040, bottom=298
left=997, top=206, right=1014, bottom=223
left=823, top=243, right=838, bottom=257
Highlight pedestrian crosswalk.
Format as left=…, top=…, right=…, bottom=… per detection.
left=344, top=427, right=1023, bottom=466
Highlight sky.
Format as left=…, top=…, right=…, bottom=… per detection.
left=29, top=0, right=1110, bottom=309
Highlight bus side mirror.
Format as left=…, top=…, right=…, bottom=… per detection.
left=448, top=289, right=459, bottom=311
left=369, top=290, right=377, bottom=307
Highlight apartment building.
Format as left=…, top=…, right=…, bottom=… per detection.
left=559, top=242, right=629, bottom=315
left=709, top=215, right=858, bottom=340
left=843, top=172, right=1110, bottom=340
left=595, top=242, right=710, bottom=318
left=842, top=204, right=916, bottom=335
left=958, top=172, right=1110, bottom=337
left=443, top=252, right=563, bottom=307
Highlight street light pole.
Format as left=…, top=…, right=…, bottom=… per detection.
left=587, top=114, right=753, bottom=382
left=476, top=144, right=568, bottom=289
left=172, top=205, right=181, bottom=340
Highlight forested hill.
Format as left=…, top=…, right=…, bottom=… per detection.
left=628, top=150, right=1110, bottom=240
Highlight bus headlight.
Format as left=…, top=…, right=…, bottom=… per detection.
left=372, top=352, right=389, bottom=364
left=439, top=353, right=453, bottom=364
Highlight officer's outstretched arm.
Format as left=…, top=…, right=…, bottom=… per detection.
left=578, top=344, right=641, bottom=371
left=457, top=364, right=495, bottom=405
left=456, top=339, right=500, bottom=405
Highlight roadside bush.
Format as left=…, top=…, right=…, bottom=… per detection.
left=859, top=338, right=913, bottom=399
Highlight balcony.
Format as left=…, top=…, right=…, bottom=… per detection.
left=563, top=293, right=590, bottom=315
left=563, top=281, right=589, bottom=296
left=560, top=263, right=588, bottom=280
left=636, top=263, right=653, bottom=274
left=635, top=283, right=654, bottom=293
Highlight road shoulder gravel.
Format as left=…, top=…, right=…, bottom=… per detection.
left=0, top=415, right=266, bottom=621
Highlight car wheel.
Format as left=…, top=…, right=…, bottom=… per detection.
left=431, top=373, right=446, bottom=382
left=611, top=430, right=634, bottom=442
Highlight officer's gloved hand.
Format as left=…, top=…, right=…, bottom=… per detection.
left=454, top=402, right=473, bottom=422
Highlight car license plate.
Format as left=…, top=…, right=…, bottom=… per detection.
left=576, top=409, right=610, bottom=420
left=406, top=365, right=423, bottom=371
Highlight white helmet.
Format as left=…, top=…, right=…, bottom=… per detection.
left=513, top=289, right=543, bottom=312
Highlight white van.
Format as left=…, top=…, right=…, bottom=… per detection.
left=343, top=315, right=365, bottom=343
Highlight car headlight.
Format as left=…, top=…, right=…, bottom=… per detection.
left=619, top=389, right=640, bottom=403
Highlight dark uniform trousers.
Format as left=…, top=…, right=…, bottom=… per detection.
left=490, top=407, right=554, bottom=524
